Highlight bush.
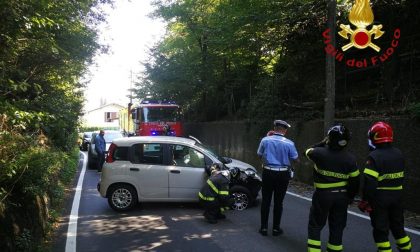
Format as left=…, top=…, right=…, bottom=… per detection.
left=408, top=103, right=420, bottom=119
left=0, top=116, right=79, bottom=251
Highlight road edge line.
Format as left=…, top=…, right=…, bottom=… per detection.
left=65, top=151, right=87, bottom=252
left=286, top=191, right=420, bottom=236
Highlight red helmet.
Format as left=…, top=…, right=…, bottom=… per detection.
left=368, top=122, right=393, bottom=145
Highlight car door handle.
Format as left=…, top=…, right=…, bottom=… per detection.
left=170, top=170, right=181, bottom=174
left=130, top=168, right=139, bottom=172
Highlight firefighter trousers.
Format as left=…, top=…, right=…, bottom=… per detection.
left=199, top=198, right=231, bottom=221
left=307, top=190, right=348, bottom=252
left=370, top=191, right=412, bottom=252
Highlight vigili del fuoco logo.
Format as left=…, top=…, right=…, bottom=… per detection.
left=322, top=0, right=401, bottom=68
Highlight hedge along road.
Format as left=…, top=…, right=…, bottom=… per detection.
left=51, top=152, right=420, bottom=252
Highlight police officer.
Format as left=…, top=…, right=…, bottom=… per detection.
left=198, top=163, right=238, bottom=224
left=359, top=122, right=412, bottom=252
left=305, top=124, right=359, bottom=252
left=257, top=119, right=299, bottom=236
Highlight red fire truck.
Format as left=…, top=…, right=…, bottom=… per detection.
left=130, top=100, right=183, bottom=136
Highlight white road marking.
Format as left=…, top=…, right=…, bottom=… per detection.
left=286, top=191, right=420, bottom=236
left=65, top=152, right=87, bottom=252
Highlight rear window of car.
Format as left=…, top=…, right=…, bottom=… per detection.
left=83, top=132, right=92, bottom=138
left=131, top=143, right=163, bottom=165
left=113, top=147, right=129, bottom=161
left=104, top=132, right=123, bottom=142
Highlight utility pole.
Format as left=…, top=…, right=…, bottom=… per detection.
left=324, top=0, right=336, bottom=133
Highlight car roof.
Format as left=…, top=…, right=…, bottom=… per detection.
left=112, top=136, right=196, bottom=146
left=92, top=130, right=122, bottom=134
left=104, top=130, right=123, bottom=133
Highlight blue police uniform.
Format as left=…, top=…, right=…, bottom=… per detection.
left=257, top=120, right=298, bottom=236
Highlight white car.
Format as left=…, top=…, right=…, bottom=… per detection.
left=97, top=136, right=262, bottom=211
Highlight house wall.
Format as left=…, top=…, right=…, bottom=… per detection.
left=82, top=104, right=123, bottom=128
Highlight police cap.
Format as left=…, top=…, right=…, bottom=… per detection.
left=274, top=120, right=291, bottom=128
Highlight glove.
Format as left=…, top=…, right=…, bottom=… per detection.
left=358, top=200, right=372, bottom=213
left=311, top=137, right=328, bottom=148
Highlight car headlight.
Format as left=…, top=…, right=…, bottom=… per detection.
left=244, top=169, right=262, bottom=181
left=244, top=170, right=255, bottom=176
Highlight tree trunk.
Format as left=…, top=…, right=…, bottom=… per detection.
left=324, top=0, right=336, bottom=133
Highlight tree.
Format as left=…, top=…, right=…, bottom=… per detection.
left=325, top=0, right=336, bottom=132
left=0, top=1, right=113, bottom=249
left=141, top=0, right=420, bottom=122
left=0, top=0, right=112, bottom=149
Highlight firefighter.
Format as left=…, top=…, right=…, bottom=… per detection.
left=198, top=164, right=238, bottom=224
left=163, top=124, right=172, bottom=136
left=305, top=124, right=360, bottom=252
left=359, top=122, right=412, bottom=252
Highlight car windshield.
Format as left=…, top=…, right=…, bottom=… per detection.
left=194, top=142, right=226, bottom=163
left=141, top=107, right=179, bottom=122
left=104, top=132, right=123, bottom=142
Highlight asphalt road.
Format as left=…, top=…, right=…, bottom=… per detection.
left=51, top=152, right=420, bottom=252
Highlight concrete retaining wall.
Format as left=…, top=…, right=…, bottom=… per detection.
left=184, top=119, right=420, bottom=213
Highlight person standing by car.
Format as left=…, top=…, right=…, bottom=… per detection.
left=257, top=119, right=299, bottom=236
left=198, top=164, right=238, bottom=224
left=359, top=122, right=412, bottom=252
left=305, top=124, right=360, bottom=252
left=95, top=130, right=106, bottom=172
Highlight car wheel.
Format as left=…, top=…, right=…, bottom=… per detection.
left=230, top=185, right=251, bottom=211
left=107, top=184, right=138, bottom=211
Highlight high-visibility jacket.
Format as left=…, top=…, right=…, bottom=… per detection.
left=362, top=144, right=412, bottom=252
left=362, top=145, right=405, bottom=200
left=305, top=145, right=360, bottom=252
left=305, top=146, right=359, bottom=196
left=198, top=171, right=230, bottom=205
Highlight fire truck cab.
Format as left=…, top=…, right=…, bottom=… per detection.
left=131, top=100, right=183, bottom=136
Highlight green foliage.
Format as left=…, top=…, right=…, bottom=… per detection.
left=0, top=0, right=112, bottom=150
left=0, top=118, right=78, bottom=204
left=408, top=103, right=420, bottom=119
left=0, top=0, right=113, bottom=250
left=0, top=120, right=81, bottom=250
left=80, top=126, right=119, bottom=132
left=140, top=0, right=328, bottom=121
left=15, top=228, right=32, bottom=252
left=141, top=0, right=420, bottom=122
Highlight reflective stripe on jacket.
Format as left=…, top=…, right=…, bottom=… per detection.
left=362, top=145, right=405, bottom=197
left=305, top=147, right=359, bottom=194
left=198, top=172, right=230, bottom=203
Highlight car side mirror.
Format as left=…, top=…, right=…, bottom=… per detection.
left=221, top=156, right=232, bottom=164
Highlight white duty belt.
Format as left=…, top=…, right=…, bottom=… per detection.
left=264, top=166, right=288, bottom=172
